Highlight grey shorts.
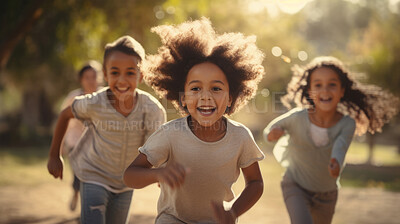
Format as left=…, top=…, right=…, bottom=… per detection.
left=281, top=176, right=338, bottom=224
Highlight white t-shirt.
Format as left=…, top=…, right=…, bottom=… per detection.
left=309, top=123, right=329, bottom=147
left=139, top=116, right=265, bottom=223
left=60, top=89, right=85, bottom=154
left=70, top=87, right=166, bottom=193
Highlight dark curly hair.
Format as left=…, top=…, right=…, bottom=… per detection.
left=281, top=56, right=399, bottom=135
left=142, top=17, right=265, bottom=115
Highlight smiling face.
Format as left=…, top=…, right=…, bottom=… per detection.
left=80, top=68, right=98, bottom=94
left=104, top=51, right=142, bottom=102
left=308, top=67, right=345, bottom=113
left=182, top=62, right=232, bottom=127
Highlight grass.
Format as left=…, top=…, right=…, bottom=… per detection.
left=345, top=141, right=400, bottom=165
left=1, top=141, right=400, bottom=192
left=341, top=141, right=400, bottom=192
left=0, top=146, right=72, bottom=186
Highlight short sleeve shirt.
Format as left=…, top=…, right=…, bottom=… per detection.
left=139, top=116, right=265, bottom=223
left=60, top=88, right=85, bottom=151
left=70, top=87, right=166, bottom=192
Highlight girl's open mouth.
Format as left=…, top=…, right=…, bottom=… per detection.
left=116, top=86, right=130, bottom=93
left=320, top=97, right=332, bottom=103
left=197, top=106, right=216, bottom=116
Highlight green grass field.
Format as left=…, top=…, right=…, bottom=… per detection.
left=341, top=141, right=400, bottom=191
left=0, top=141, right=399, bottom=192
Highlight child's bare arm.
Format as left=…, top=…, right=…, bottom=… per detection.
left=212, top=162, right=263, bottom=223
left=124, top=153, right=188, bottom=189
left=47, top=106, right=74, bottom=179
left=267, top=127, right=285, bottom=141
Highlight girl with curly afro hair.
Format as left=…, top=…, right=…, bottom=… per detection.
left=264, top=56, right=399, bottom=224
left=124, top=17, right=266, bottom=224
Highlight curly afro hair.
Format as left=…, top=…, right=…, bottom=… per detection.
left=142, top=17, right=265, bottom=115
left=281, top=56, right=399, bottom=135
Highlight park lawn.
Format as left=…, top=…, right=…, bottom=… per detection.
left=0, top=146, right=73, bottom=187
left=0, top=147, right=51, bottom=186
left=0, top=142, right=399, bottom=224
left=345, top=141, right=400, bottom=165
left=341, top=141, right=400, bottom=191
left=0, top=141, right=399, bottom=191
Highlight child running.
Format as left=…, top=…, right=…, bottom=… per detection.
left=264, top=56, right=399, bottom=224
left=47, top=36, right=166, bottom=224
left=123, top=18, right=265, bottom=224
left=60, top=60, right=103, bottom=211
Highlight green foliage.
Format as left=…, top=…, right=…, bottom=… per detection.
left=1, top=0, right=399, bottom=142
left=349, top=12, right=400, bottom=95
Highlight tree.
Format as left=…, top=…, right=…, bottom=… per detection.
left=0, top=0, right=163, bottom=144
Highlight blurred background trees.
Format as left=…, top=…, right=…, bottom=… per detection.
left=0, top=0, right=399, bottom=150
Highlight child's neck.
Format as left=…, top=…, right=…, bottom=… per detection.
left=308, top=108, right=342, bottom=128
left=107, top=89, right=137, bottom=117
left=188, top=116, right=227, bottom=142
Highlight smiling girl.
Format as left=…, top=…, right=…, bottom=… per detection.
left=123, top=18, right=265, bottom=224
left=264, top=56, right=399, bottom=224
left=47, top=36, right=166, bottom=224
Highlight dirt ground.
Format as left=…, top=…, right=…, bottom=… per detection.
left=0, top=178, right=399, bottom=224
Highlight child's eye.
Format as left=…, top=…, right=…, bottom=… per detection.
left=127, top=71, right=136, bottom=76
left=191, top=87, right=200, bottom=91
left=212, top=87, right=222, bottom=91
left=111, top=71, right=119, bottom=76
left=314, top=83, right=322, bottom=88
left=329, top=83, right=337, bottom=87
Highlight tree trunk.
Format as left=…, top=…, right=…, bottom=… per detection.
left=366, top=133, right=375, bottom=164
left=20, top=88, right=54, bottom=142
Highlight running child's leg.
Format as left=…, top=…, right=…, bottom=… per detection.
left=73, top=174, right=80, bottom=192
left=70, top=174, right=80, bottom=211
left=80, top=182, right=110, bottom=224
left=281, top=177, right=313, bottom=224
left=310, top=190, right=337, bottom=224
left=106, top=190, right=133, bottom=224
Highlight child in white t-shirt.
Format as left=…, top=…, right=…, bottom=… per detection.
left=124, top=18, right=266, bottom=224
left=47, top=36, right=166, bottom=224
left=60, top=60, right=103, bottom=211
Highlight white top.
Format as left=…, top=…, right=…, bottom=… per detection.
left=139, top=116, right=265, bottom=223
left=60, top=89, right=85, bottom=154
left=70, top=87, right=166, bottom=193
left=309, top=123, right=329, bottom=147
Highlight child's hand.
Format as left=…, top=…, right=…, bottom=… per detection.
left=328, top=158, right=340, bottom=178
left=267, top=127, right=285, bottom=141
left=211, top=201, right=236, bottom=224
left=157, top=162, right=188, bottom=189
left=47, top=156, right=64, bottom=180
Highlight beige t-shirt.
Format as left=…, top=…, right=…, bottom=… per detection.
left=139, top=117, right=265, bottom=223
left=70, top=87, right=166, bottom=193
left=60, top=89, right=85, bottom=154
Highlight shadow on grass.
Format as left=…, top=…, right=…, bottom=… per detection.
left=4, top=214, right=155, bottom=224
left=341, top=163, right=400, bottom=192
left=4, top=216, right=79, bottom=224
